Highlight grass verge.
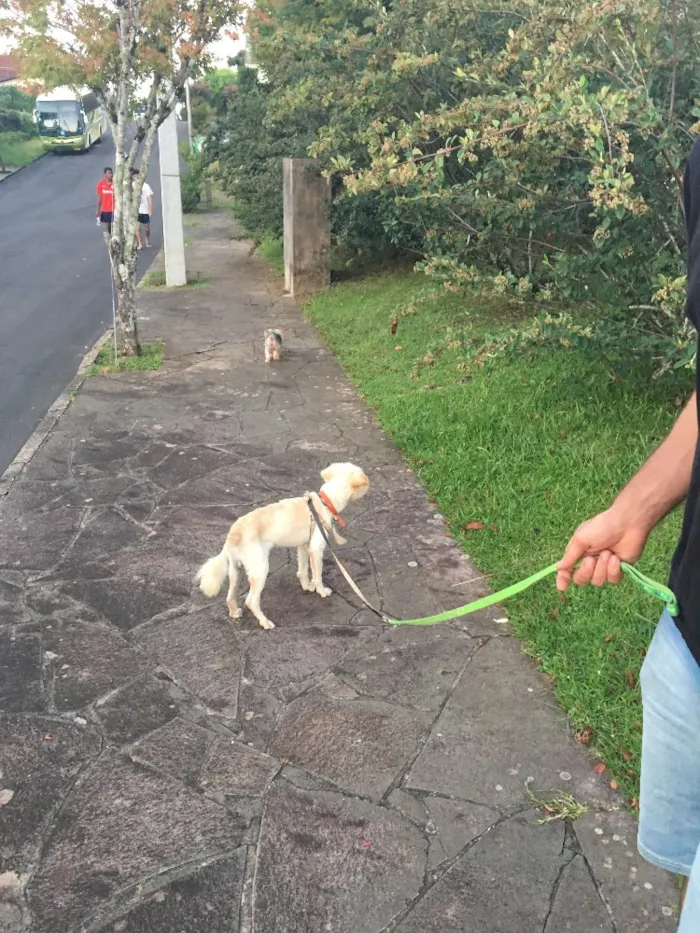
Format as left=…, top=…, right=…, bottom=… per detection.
left=85, top=341, right=164, bottom=375
left=305, top=270, right=690, bottom=802
left=0, top=133, right=44, bottom=170
left=257, top=235, right=284, bottom=277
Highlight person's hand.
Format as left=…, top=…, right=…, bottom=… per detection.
left=556, top=507, right=651, bottom=592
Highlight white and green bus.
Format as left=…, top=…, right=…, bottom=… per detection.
left=35, top=87, right=106, bottom=153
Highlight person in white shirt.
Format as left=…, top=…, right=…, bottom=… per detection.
left=131, top=168, right=154, bottom=250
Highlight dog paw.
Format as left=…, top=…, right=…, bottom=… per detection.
left=259, top=618, right=275, bottom=630
left=316, top=585, right=332, bottom=598
left=298, top=577, right=315, bottom=592
left=228, top=606, right=243, bottom=620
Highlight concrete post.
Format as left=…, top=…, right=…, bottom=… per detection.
left=158, top=110, right=187, bottom=287
left=283, top=158, right=330, bottom=297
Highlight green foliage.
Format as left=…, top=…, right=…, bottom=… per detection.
left=0, top=87, right=37, bottom=138
left=205, top=66, right=312, bottom=238
left=203, top=0, right=700, bottom=356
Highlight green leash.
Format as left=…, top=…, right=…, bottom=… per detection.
left=390, top=561, right=679, bottom=627
left=305, top=497, right=678, bottom=627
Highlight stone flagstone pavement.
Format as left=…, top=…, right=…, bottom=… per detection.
left=0, top=213, right=680, bottom=932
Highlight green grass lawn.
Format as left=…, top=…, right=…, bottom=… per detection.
left=305, top=271, right=691, bottom=802
left=0, top=133, right=44, bottom=170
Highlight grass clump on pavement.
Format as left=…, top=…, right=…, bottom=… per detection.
left=86, top=341, right=164, bottom=375
left=140, top=268, right=210, bottom=289
left=257, top=235, right=284, bottom=277
left=305, top=271, right=689, bottom=802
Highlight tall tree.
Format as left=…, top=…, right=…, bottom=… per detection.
left=1, top=0, right=243, bottom=354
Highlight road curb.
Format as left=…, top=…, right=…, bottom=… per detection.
left=0, top=329, right=112, bottom=500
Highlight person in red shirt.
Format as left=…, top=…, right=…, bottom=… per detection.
left=95, top=167, right=114, bottom=234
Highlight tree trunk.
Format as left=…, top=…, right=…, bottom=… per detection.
left=110, top=238, right=140, bottom=355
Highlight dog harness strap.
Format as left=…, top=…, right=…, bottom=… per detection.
left=305, top=495, right=391, bottom=622
left=318, top=490, right=347, bottom=528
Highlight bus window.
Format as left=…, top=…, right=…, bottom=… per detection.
left=36, top=101, right=82, bottom=136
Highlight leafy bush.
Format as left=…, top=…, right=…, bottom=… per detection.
left=0, top=86, right=37, bottom=138
left=206, top=0, right=700, bottom=359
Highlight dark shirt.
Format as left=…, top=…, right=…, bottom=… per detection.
left=669, top=136, right=700, bottom=664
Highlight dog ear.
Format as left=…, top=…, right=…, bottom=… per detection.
left=350, top=471, right=369, bottom=491
left=320, top=463, right=342, bottom=482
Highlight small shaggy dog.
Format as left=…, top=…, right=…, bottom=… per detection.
left=196, top=462, right=370, bottom=630
left=264, top=328, right=283, bottom=363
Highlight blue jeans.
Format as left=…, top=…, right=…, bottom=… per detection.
left=639, top=611, right=700, bottom=930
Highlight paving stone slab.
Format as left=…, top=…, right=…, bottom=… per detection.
left=96, top=851, right=246, bottom=933
left=25, top=749, right=246, bottom=933
left=544, top=853, right=614, bottom=932
left=95, top=674, right=188, bottom=745
left=199, top=739, right=279, bottom=799
left=394, top=810, right=565, bottom=933
left=42, top=615, right=150, bottom=712
left=336, top=626, right=474, bottom=712
left=574, top=809, right=678, bottom=931
left=58, top=574, right=190, bottom=632
left=0, top=624, right=44, bottom=713
left=136, top=606, right=243, bottom=719
left=270, top=692, right=431, bottom=801
left=0, top=715, right=100, bottom=873
left=0, top=573, right=25, bottom=628
left=407, top=637, right=618, bottom=811
left=0, top=507, right=84, bottom=571
left=242, top=617, right=374, bottom=697
left=423, top=796, right=502, bottom=870
left=131, top=718, right=216, bottom=785
left=254, top=780, right=426, bottom=933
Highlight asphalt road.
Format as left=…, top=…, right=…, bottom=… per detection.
left=0, top=130, right=169, bottom=476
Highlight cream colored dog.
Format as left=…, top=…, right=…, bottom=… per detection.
left=196, top=462, right=370, bottom=630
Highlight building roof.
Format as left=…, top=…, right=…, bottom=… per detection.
left=0, top=55, right=18, bottom=84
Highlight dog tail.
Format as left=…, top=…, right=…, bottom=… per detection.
left=196, top=549, right=229, bottom=598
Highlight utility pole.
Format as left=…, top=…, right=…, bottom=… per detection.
left=184, top=80, right=194, bottom=153
left=158, top=110, right=187, bottom=287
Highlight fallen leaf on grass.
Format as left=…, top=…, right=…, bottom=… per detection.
left=390, top=314, right=398, bottom=335
left=626, top=669, right=637, bottom=690
left=619, top=745, right=633, bottom=762
left=463, top=521, right=486, bottom=531
left=604, top=634, right=614, bottom=644
left=610, top=780, right=619, bottom=791
left=489, top=524, right=500, bottom=532
left=629, top=797, right=639, bottom=811
left=394, top=345, right=403, bottom=351
left=576, top=726, right=592, bottom=745
left=593, top=762, right=606, bottom=775
left=550, top=606, right=560, bottom=620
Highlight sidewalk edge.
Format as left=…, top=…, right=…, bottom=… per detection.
left=0, top=329, right=112, bottom=500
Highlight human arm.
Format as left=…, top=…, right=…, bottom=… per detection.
left=95, top=183, right=102, bottom=218
left=556, top=391, right=697, bottom=590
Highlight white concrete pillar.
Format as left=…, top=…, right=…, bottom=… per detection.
left=158, top=110, right=187, bottom=287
